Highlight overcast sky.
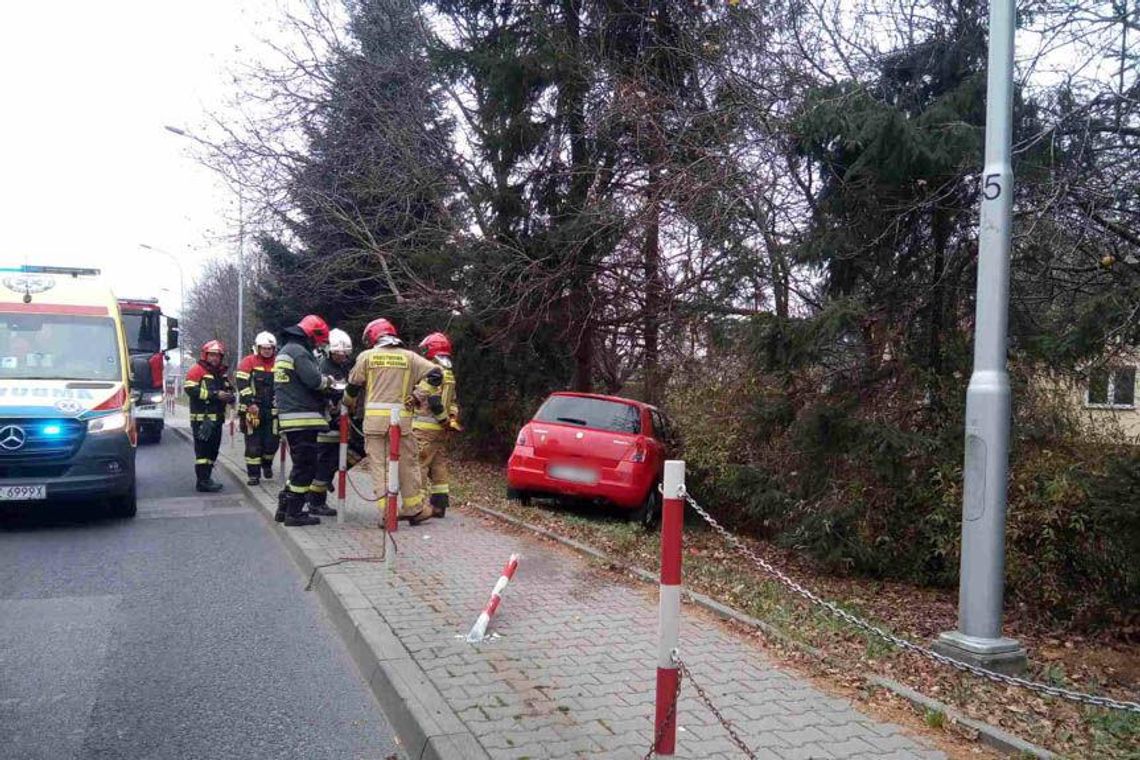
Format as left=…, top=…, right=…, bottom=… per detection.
left=0, top=1, right=279, bottom=320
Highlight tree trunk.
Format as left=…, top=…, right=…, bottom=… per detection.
left=643, top=169, right=662, bottom=405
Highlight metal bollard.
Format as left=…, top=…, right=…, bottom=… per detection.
left=654, top=460, right=685, bottom=756
left=337, top=406, right=349, bottom=525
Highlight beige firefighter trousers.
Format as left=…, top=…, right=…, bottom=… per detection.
left=364, top=432, right=429, bottom=518
left=414, top=428, right=450, bottom=496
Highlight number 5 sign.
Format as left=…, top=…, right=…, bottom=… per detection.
left=981, top=173, right=1002, bottom=201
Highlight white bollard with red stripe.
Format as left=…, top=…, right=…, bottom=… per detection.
left=466, top=553, right=520, bottom=643
left=336, top=405, right=349, bottom=525
left=654, top=460, right=685, bottom=756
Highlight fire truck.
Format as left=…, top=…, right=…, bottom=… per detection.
left=117, top=298, right=179, bottom=443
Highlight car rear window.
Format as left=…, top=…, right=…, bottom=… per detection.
left=535, top=395, right=641, bottom=434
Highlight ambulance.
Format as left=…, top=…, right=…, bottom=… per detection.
left=0, top=266, right=138, bottom=517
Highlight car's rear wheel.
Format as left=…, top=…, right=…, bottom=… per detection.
left=631, top=482, right=661, bottom=529
left=507, top=488, right=532, bottom=507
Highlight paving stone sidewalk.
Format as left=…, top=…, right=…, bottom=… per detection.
left=182, top=415, right=947, bottom=760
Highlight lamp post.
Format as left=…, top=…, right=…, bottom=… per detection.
left=163, top=124, right=246, bottom=357
left=932, top=0, right=1027, bottom=675
left=138, top=243, right=185, bottom=322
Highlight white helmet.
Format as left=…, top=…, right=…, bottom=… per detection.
left=328, top=328, right=352, bottom=355
left=253, top=331, right=277, bottom=351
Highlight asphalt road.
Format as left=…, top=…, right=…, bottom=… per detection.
left=0, top=429, right=403, bottom=760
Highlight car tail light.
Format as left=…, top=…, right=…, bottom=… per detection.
left=516, top=427, right=530, bottom=447
left=629, top=439, right=647, bottom=463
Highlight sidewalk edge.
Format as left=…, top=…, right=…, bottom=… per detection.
left=171, top=426, right=490, bottom=760
left=466, top=502, right=1057, bottom=760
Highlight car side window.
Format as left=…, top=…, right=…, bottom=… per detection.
left=650, top=410, right=666, bottom=440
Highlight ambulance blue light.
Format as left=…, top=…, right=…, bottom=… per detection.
left=41, top=424, right=63, bottom=436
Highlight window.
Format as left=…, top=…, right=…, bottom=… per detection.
left=534, top=395, right=642, bottom=434
left=0, top=315, right=122, bottom=381
left=1087, top=366, right=1136, bottom=408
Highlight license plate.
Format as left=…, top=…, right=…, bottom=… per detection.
left=0, top=484, right=46, bottom=500
left=548, top=465, right=597, bottom=485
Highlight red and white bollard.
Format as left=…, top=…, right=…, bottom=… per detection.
left=466, top=553, right=519, bottom=643
left=336, top=405, right=349, bottom=525
left=383, top=407, right=400, bottom=566
left=654, top=460, right=685, bottom=756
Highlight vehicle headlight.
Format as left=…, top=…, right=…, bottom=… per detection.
left=88, top=411, right=128, bottom=434
left=146, top=392, right=165, bottom=405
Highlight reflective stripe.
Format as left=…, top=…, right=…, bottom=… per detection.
left=238, top=388, right=254, bottom=396
left=404, top=493, right=424, bottom=507
left=310, top=481, right=328, bottom=494
left=430, top=484, right=450, bottom=494
left=316, top=432, right=340, bottom=443
left=287, top=482, right=309, bottom=494
left=195, top=458, right=212, bottom=464
left=366, top=408, right=411, bottom=418
left=279, top=418, right=328, bottom=430
left=245, top=457, right=261, bottom=465
left=199, top=383, right=209, bottom=400
left=190, top=413, right=219, bottom=421
left=278, top=411, right=326, bottom=421
left=275, top=357, right=295, bottom=368
left=235, top=371, right=250, bottom=379
left=366, top=402, right=404, bottom=411
left=413, top=418, right=444, bottom=431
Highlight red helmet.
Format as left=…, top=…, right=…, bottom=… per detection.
left=419, top=332, right=452, bottom=359
left=362, top=318, right=398, bottom=348
left=297, top=315, right=330, bottom=346
left=200, top=339, right=225, bottom=361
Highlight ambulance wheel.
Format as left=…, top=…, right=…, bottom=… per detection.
left=109, top=479, right=138, bottom=519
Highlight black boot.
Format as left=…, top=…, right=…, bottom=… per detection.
left=431, top=492, right=449, bottom=518
left=275, top=489, right=288, bottom=522
left=262, top=461, right=274, bottom=480
left=246, top=464, right=261, bottom=486
left=284, top=492, right=320, bottom=527
left=196, top=464, right=223, bottom=493
left=307, top=490, right=338, bottom=517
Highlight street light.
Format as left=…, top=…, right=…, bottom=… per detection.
left=163, top=124, right=246, bottom=357
left=932, top=0, right=1027, bottom=674
left=138, top=243, right=185, bottom=323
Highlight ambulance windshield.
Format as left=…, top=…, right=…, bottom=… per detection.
left=0, top=315, right=122, bottom=381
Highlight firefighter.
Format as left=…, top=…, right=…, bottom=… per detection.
left=414, top=332, right=461, bottom=518
left=273, top=314, right=337, bottom=527
left=308, top=328, right=353, bottom=517
left=183, top=340, right=235, bottom=492
left=235, top=331, right=280, bottom=485
left=344, top=318, right=441, bottom=526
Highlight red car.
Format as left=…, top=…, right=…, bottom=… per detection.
left=506, top=392, right=676, bottom=524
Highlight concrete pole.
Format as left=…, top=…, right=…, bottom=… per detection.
left=933, top=0, right=1027, bottom=675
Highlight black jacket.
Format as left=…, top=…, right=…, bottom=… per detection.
left=273, top=329, right=329, bottom=431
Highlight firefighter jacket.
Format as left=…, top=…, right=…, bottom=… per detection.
left=184, top=361, right=233, bottom=422
left=273, top=331, right=330, bottom=432
left=316, top=354, right=351, bottom=444
left=345, top=345, right=438, bottom=436
left=235, top=353, right=275, bottom=413
left=412, top=362, right=459, bottom=432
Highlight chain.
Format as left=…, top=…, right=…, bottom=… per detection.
left=681, top=490, right=1140, bottom=714
left=677, top=659, right=758, bottom=759
left=642, top=651, right=683, bottom=760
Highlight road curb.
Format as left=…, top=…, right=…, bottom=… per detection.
left=465, top=502, right=1056, bottom=759
left=171, top=425, right=489, bottom=760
